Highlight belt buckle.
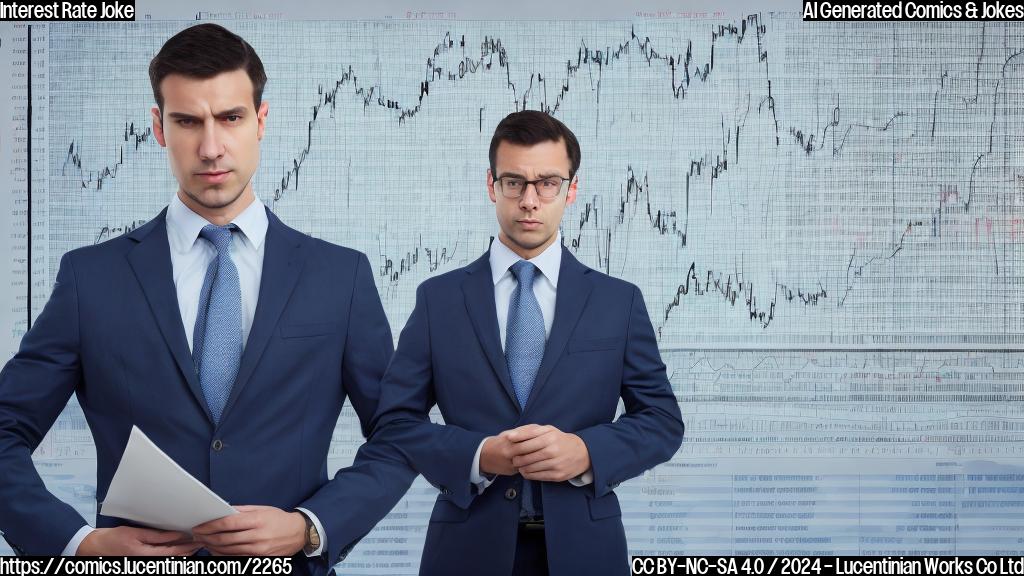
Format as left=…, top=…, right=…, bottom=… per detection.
left=519, top=517, right=545, bottom=531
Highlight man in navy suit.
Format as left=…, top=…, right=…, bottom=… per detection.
left=371, top=110, right=685, bottom=575
left=0, top=24, right=413, bottom=572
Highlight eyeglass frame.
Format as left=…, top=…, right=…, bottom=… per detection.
left=493, top=174, right=574, bottom=200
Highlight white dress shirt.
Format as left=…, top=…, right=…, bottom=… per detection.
left=469, top=232, right=593, bottom=494
left=65, top=194, right=325, bottom=556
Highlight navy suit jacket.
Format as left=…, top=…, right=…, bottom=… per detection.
left=0, top=208, right=415, bottom=573
left=370, top=246, right=684, bottom=576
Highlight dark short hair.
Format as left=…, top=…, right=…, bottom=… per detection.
left=489, top=110, right=581, bottom=179
left=149, top=23, right=267, bottom=114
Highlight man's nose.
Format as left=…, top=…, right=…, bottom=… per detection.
left=518, top=183, right=541, bottom=210
left=198, top=121, right=225, bottom=161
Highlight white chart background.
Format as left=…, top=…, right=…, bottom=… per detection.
left=2, top=2, right=1024, bottom=570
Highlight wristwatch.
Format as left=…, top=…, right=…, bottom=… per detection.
left=298, top=510, right=321, bottom=555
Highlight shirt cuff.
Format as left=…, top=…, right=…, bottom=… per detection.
left=63, top=525, right=95, bottom=556
left=294, top=507, right=326, bottom=557
left=568, top=468, right=594, bottom=487
left=470, top=438, right=497, bottom=494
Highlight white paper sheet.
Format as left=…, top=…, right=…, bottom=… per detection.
left=100, top=426, right=237, bottom=532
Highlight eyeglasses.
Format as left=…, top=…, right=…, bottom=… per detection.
left=495, top=175, right=571, bottom=199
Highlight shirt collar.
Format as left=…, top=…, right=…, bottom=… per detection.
left=166, top=192, right=269, bottom=252
left=489, top=232, right=562, bottom=287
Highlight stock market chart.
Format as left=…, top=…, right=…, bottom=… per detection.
left=1, top=14, right=1023, bottom=570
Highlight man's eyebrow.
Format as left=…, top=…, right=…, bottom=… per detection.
left=497, top=172, right=526, bottom=179
left=215, top=107, right=248, bottom=117
left=165, top=107, right=248, bottom=121
left=536, top=172, right=568, bottom=179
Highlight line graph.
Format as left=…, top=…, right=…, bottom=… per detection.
left=3, top=15, right=1024, bottom=566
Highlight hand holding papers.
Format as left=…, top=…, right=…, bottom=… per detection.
left=100, top=426, right=237, bottom=532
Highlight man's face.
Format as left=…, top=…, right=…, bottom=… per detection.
left=487, top=139, right=578, bottom=259
left=151, top=69, right=268, bottom=214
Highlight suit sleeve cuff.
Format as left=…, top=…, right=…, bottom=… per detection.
left=568, top=468, right=594, bottom=487
left=63, top=525, right=94, bottom=556
left=470, top=438, right=497, bottom=494
left=295, top=507, right=326, bottom=557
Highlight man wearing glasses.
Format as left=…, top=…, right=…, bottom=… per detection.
left=370, top=110, right=684, bottom=575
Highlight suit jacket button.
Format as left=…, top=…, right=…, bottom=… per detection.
left=212, top=439, right=224, bottom=451
left=504, top=488, right=517, bottom=500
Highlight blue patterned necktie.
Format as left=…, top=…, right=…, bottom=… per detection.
left=505, top=260, right=546, bottom=409
left=505, top=259, right=546, bottom=519
left=192, top=223, right=242, bottom=425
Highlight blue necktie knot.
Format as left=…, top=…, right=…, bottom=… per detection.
left=199, top=224, right=236, bottom=254
left=510, top=259, right=538, bottom=287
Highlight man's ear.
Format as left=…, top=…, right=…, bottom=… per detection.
left=256, top=101, right=269, bottom=141
left=565, top=174, right=578, bottom=207
left=151, top=106, right=167, bottom=148
left=487, top=168, right=497, bottom=204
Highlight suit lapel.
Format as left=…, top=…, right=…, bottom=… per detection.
left=523, top=247, right=594, bottom=413
left=219, top=208, right=307, bottom=425
left=126, top=209, right=213, bottom=423
left=461, top=252, right=520, bottom=412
